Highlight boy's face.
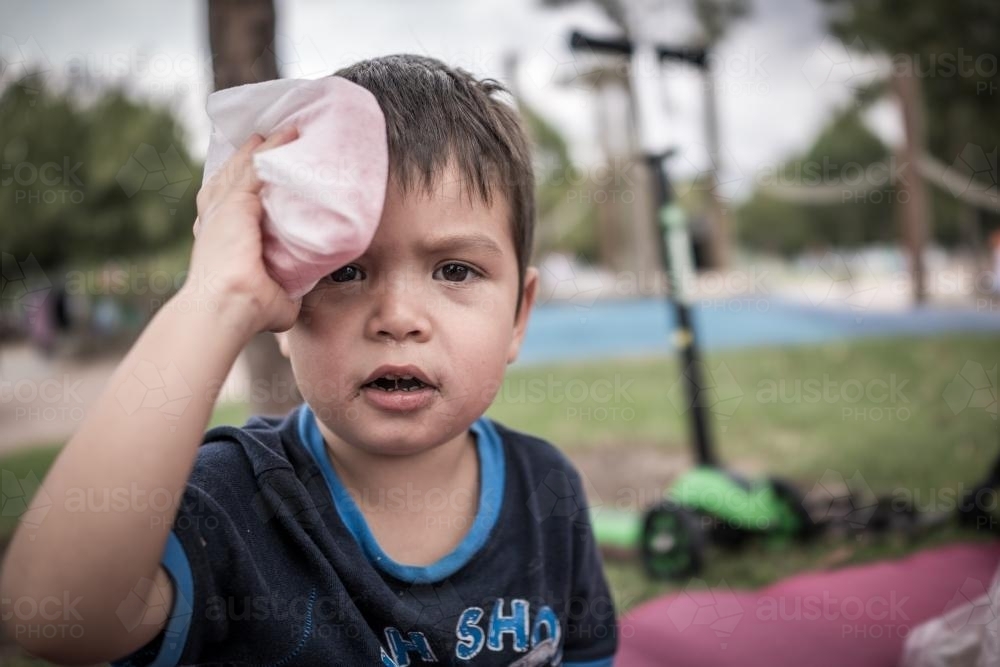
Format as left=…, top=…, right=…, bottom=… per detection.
left=279, top=162, right=537, bottom=456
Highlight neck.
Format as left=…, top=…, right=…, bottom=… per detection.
left=316, top=421, right=478, bottom=500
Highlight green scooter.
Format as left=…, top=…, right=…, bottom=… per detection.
left=569, top=30, right=816, bottom=580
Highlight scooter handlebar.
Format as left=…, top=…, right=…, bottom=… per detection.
left=569, top=30, right=707, bottom=67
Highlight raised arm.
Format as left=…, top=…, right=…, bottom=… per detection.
left=0, top=128, right=301, bottom=665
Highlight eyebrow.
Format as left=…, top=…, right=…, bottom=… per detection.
left=417, top=232, right=505, bottom=257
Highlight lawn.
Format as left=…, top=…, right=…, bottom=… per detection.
left=491, top=334, right=998, bottom=493
left=1, top=333, right=997, bottom=664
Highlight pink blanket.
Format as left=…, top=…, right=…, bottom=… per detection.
left=617, top=542, right=1000, bottom=667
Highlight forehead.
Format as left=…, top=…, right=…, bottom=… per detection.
left=370, top=161, right=514, bottom=255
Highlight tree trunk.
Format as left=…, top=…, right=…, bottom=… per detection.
left=207, top=0, right=300, bottom=417
left=208, top=0, right=278, bottom=90
left=892, top=62, right=930, bottom=305
left=701, top=66, right=730, bottom=269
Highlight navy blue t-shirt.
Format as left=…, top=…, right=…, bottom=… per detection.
left=111, top=403, right=619, bottom=666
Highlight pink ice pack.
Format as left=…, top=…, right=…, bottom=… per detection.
left=198, top=76, right=388, bottom=299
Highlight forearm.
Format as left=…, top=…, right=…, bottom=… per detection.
left=1, top=287, right=254, bottom=641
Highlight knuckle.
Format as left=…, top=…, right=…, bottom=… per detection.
left=195, top=187, right=211, bottom=210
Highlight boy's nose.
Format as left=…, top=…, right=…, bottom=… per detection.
left=364, top=269, right=431, bottom=343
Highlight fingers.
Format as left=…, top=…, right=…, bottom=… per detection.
left=214, top=127, right=298, bottom=192
left=256, top=125, right=299, bottom=151
left=232, top=127, right=298, bottom=191
left=202, top=134, right=263, bottom=193
left=222, top=133, right=268, bottom=195
left=195, top=126, right=299, bottom=221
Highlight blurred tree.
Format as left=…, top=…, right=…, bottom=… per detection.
left=0, top=76, right=199, bottom=270
left=821, top=0, right=1000, bottom=300
left=503, top=52, right=600, bottom=263
left=738, top=107, right=894, bottom=255
left=822, top=0, right=1000, bottom=160
left=522, top=103, right=600, bottom=262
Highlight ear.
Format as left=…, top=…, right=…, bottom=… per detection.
left=507, top=266, right=538, bottom=365
left=275, top=331, right=291, bottom=359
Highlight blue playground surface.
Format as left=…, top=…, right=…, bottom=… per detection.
left=516, top=297, right=1000, bottom=365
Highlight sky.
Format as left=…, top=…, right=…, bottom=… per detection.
left=1, top=0, right=899, bottom=201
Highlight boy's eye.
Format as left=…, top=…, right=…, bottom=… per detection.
left=329, top=265, right=364, bottom=282
left=434, top=263, right=478, bottom=283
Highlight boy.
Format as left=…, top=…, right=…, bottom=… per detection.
left=1, top=55, right=619, bottom=666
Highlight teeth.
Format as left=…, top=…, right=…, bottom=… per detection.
left=367, top=373, right=428, bottom=392
left=373, top=373, right=421, bottom=382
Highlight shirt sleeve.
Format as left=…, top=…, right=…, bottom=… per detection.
left=561, top=469, right=619, bottom=667
left=108, top=532, right=193, bottom=667
left=109, top=440, right=262, bottom=667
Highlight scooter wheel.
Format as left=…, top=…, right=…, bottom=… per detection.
left=641, top=501, right=705, bottom=580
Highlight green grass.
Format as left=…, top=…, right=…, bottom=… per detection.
left=209, top=400, right=250, bottom=430
left=489, top=334, right=1000, bottom=491
left=0, top=447, right=64, bottom=545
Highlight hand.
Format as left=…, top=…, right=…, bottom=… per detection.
left=183, top=128, right=302, bottom=335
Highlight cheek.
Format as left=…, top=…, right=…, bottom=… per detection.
left=442, top=304, right=513, bottom=384
left=287, top=316, right=353, bottom=383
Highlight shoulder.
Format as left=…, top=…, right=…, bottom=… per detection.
left=193, top=407, right=303, bottom=477
left=489, top=418, right=578, bottom=474
left=181, top=406, right=316, bottom=511
left=174, top=406, right=328, bottom=557
left=487, top=417, right=593, bottom=514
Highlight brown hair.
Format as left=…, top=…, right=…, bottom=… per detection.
left=332, top=55, right=535, bottom=313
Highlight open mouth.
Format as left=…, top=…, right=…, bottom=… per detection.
left=363, top=375, right=432, bottom=393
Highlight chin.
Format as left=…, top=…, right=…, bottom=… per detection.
left=344, top=420, right=450, bottom=457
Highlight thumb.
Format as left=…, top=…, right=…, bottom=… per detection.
left=268, top=296, right=302, bottom=333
